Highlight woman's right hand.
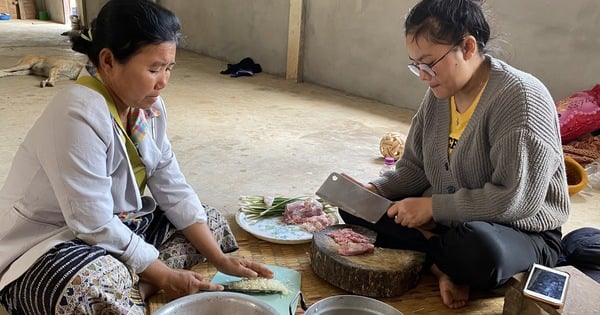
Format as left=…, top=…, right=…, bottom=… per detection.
left=140, top=259, right=224, bottom=299
left=161, top=269, right=224, bottom=299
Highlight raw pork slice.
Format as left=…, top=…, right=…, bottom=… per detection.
left=339, top=242, right=375, bottom=256
left=327, top=228, right=375, bottom=256
left=283, top=198, right=324, bottom=224
left=301, top=213, right=336, bottom=233
left=282, top=198, right=336, bottom=232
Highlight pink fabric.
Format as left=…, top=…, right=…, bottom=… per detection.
left=127, top=108, right=160, bottom=146
left=556, top=84, right=600, bottom=144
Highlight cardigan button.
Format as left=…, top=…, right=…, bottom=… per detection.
left=447, top=186, right=456, bottom=193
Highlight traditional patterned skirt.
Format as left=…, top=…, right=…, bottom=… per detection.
left=0, top=204, right=238, bottom=315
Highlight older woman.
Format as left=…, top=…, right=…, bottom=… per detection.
left=0, top=1, right=272, bottom=314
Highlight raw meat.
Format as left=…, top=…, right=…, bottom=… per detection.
left=283, top=198, right=324, bottom=224
left=300, top=213, right=336, bottom=233
left=327, top=228, right=375, bottom=256
left=282, top=198, right=336, bottom=232
left=339, top=242, right=375, bottom=256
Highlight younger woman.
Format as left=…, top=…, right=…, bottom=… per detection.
left=341, top=0, right=569, bottom=309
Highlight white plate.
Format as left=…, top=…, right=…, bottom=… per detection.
left=235, top=212, right=313, bottom=244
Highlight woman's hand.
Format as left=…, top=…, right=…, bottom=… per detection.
left=213, top=256, right=274, bottom=279
left=139, top=256, right=273, bottom=300
left=180, top=222, right=273, bottom=281
left=387, top=197, right=433, bottom=228
left=161, top=269, right=223, bottom=299
left=140, top=260, right=223, bottom=299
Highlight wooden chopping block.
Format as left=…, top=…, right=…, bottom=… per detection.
left=310, top=224, right=426, bottom=298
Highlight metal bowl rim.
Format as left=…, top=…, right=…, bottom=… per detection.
left=306, top=294, right=403, bottom=315
left=154, top=291, right=279, bottom=315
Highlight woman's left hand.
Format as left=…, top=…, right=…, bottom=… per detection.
left=214, top=256, right=274, bottom=279
left=182, top=222, right=274, bottom=279
left=387, top=197, right=433, bottom=228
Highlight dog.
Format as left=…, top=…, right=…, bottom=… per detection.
left=0, top=55, right=86, bottom=87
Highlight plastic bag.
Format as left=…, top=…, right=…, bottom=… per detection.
left=584, top=159, right=600, bottom=190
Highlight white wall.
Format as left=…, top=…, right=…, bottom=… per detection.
left=164, top=0, right=289, bottom=77
left=488, top=0, right=600, bottom=102
left=301, top=0, right=422, bottom=109
left=88, top=0, right=600, bottom=110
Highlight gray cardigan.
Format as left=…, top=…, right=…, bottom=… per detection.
left=372, top=56, right=570, bottom=232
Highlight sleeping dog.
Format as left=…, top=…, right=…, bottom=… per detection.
left=0, top=54, right=86, bottom=87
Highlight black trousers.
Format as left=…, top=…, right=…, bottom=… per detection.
left=339, top=210, right=563, bottom=290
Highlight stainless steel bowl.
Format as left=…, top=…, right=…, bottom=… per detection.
left=292, top=292, right=404, bottom=315
left=154, top=292, right=279, bottom=315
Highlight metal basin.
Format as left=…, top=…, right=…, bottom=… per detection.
left=293, top=293, right=403, bottom=315
left=154, top=291, right=279, bottom=315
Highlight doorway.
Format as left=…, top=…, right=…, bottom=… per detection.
left=34, top=0, right=83, bottom=26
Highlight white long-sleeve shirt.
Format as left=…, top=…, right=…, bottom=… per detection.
left=0, top=81, right=206, bottom=290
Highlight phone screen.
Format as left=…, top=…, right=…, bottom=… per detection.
left=525, top=267, right=567, bottom=299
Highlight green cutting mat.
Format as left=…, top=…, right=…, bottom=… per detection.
left=211, top=264, right=301, bottom=315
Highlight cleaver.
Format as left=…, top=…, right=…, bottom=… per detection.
left=316, top=172, right=394, bottom=224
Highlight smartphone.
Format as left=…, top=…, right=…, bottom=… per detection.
left=523, top=263, right=570, bottom=307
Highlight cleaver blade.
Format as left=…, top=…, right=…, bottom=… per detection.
left=316, top=172, right=394, bottom=224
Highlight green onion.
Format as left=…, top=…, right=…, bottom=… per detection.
left=239, top=195, right=337, bottom=221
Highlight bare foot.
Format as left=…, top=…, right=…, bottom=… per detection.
left=431, top=264, right=469, bottom=309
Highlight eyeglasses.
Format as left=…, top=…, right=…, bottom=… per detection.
left=407, top=44, right=458, bottom=77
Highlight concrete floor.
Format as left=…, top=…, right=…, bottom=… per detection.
left=0, top=20, right=419, bottom=216
left=1, top=19, right=599, bottom=314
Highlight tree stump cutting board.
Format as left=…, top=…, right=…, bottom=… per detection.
left=310, top=224, right=426, bottom=298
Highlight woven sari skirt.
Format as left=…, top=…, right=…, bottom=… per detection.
left=0, top=204, right=238, bottom=315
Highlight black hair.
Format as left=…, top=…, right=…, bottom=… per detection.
left=404, top=0, right=490, bottom=53
left=70, top=0, right=181, bottom=67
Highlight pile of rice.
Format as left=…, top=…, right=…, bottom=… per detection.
left=227, top=278, right=291, bottom=295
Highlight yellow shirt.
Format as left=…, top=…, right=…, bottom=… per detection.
left=76, top=76, right=147, bottom=193
left=448, top=81, right=488, bottom=153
